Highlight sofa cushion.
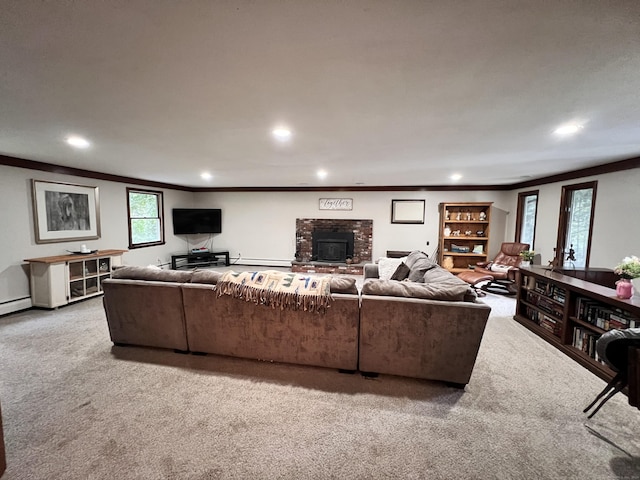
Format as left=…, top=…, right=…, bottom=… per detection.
left=362, top=278, right=472, bottom=302
left=190, top=269, right=223, bottom=284
left=390, top=262, right=411, bottom=281
left=377, top=256, right=407, bottom=280
left=112, top=266, right=193, bottom=283
left=404, top=250, right=438, bottom=282
left=329, top=276, right=358, bottom=294
left=423, top=266, right=466, bottom=284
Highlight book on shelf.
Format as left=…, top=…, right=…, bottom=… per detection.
left=572, top=327, right=606, bottom=364
left=575, top=297, right=639, bottom=330
left=532, top=279, right=566, bottom=304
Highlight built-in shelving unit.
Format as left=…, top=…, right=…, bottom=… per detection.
left=25, top=250, right=127, bottom=308
left=438, top=202, right=492, bottom=274
left=515, top=266, right=640, bottom=382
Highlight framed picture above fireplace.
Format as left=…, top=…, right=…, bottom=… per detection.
left=391, top=199, right=425, bottom=224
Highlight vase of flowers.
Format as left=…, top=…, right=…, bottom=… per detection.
left=519, top=250, right=535, bottom=267
left=613, top=255, right=640, bottom=298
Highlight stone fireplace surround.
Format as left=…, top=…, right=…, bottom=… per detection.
left=292, top=218, right=373, bottom=274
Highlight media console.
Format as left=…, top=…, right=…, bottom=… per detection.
left=171, top=251, right=230, bottom=270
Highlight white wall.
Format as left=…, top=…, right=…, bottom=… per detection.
left=506, top=168, right=640, bottom=268
left=0, top=164, right=193, bottom=309
left=193, top=190, right=512, bottom=265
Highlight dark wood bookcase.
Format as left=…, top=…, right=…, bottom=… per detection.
left=514, top=266, right=640, bottom=382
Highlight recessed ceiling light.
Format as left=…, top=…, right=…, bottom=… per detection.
left=200, top=172, right=213, bottom=180
left=317, top=169, right=328, bottom=180
left=450, top=173, right=462, bottom=181
left=66, top=135, right=90, bottom=149
left=554, top=123, right=583, bottom=136
left=272, top=126, right=292, bottom=141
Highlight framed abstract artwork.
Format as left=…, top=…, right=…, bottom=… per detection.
left=391, top=199, right=425, bottom=224
left=32, top=179, right=101, bottom=244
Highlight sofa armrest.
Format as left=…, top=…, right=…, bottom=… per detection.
left=363, top=263, right=379, bottom=279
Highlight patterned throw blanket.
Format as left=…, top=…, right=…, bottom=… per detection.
left=216, top=270, right=332, bottom=313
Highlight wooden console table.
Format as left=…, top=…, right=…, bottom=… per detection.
left=171, top=251, right=230, bottom=270
left=24, top=249, right=127, bottom=308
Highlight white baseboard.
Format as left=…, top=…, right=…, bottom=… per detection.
left=233, top=258, right=291, bottom=268
left=0, top=297, right=33, bottom=316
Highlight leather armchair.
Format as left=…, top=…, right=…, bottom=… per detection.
left=475, top=242, right=530, bottom=294
left=475, top=242, right=530, bottom=279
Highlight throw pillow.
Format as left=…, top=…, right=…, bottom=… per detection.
left=377, top=256, right=407, bottom=280
left=404, top=250, right=431, bottom=269
left=406, top=255, right=438, bottom=283
left=329, top=276, right=358, bottom=294
left=390, top=262, right=411, bottom=281
left=423, top=266, right=465, bottom=284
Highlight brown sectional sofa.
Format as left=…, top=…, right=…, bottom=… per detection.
left=102, top=267, right=360, bottom=371
left=360, top=251, right=491, bottom=386
left=102, top=253, right=490, bottom=387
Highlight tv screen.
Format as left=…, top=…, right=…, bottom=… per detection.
left=172, top=208, right=222, bottom=234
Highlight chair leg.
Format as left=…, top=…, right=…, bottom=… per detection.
left=583, top=373, right=626, bottom=418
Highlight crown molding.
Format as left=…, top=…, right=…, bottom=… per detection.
left=0, top=155, right=195, bottom=192
left=2, top=154, right=638, bottom=193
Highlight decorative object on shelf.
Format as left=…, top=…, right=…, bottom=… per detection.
left=390, top=199, right=425, bottom=224
left=614, top=255, right=640, bottom=297
left=443, top=256, right=454, bottom=269
left=456, top=212, right=461, bottom=221
left=479, top=211, right=487, bottom=221
left=614, top=256, right=640, bottom=279
left=476, top=230, right=484, bottom=236
left=520, top=250, right=535, bottom=267
left=451, top=230, right=461, bottom=236
left=466, top=211, right=472, bottom=221
left=473, top=244, right=484, bottom=254
left=443, top=226, right=451, bottom=237
left=464, top=230, right=473, bottom=236
left=31, top=179, right=101, bottom=244
left=445, top=210, right=450, bottom=220
left=616, top=278, right=634, bottom=299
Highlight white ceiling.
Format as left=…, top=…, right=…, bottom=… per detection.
left=2, top=1, right=640, bottom=188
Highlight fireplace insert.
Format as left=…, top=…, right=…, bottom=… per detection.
left=312, top=231, right=354, bottom=262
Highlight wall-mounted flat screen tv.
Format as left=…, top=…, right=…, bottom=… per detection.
left=172, top=208, right=222, bottom=234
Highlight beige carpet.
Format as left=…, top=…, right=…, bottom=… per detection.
left=1, top=288, right=640, bottom=479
